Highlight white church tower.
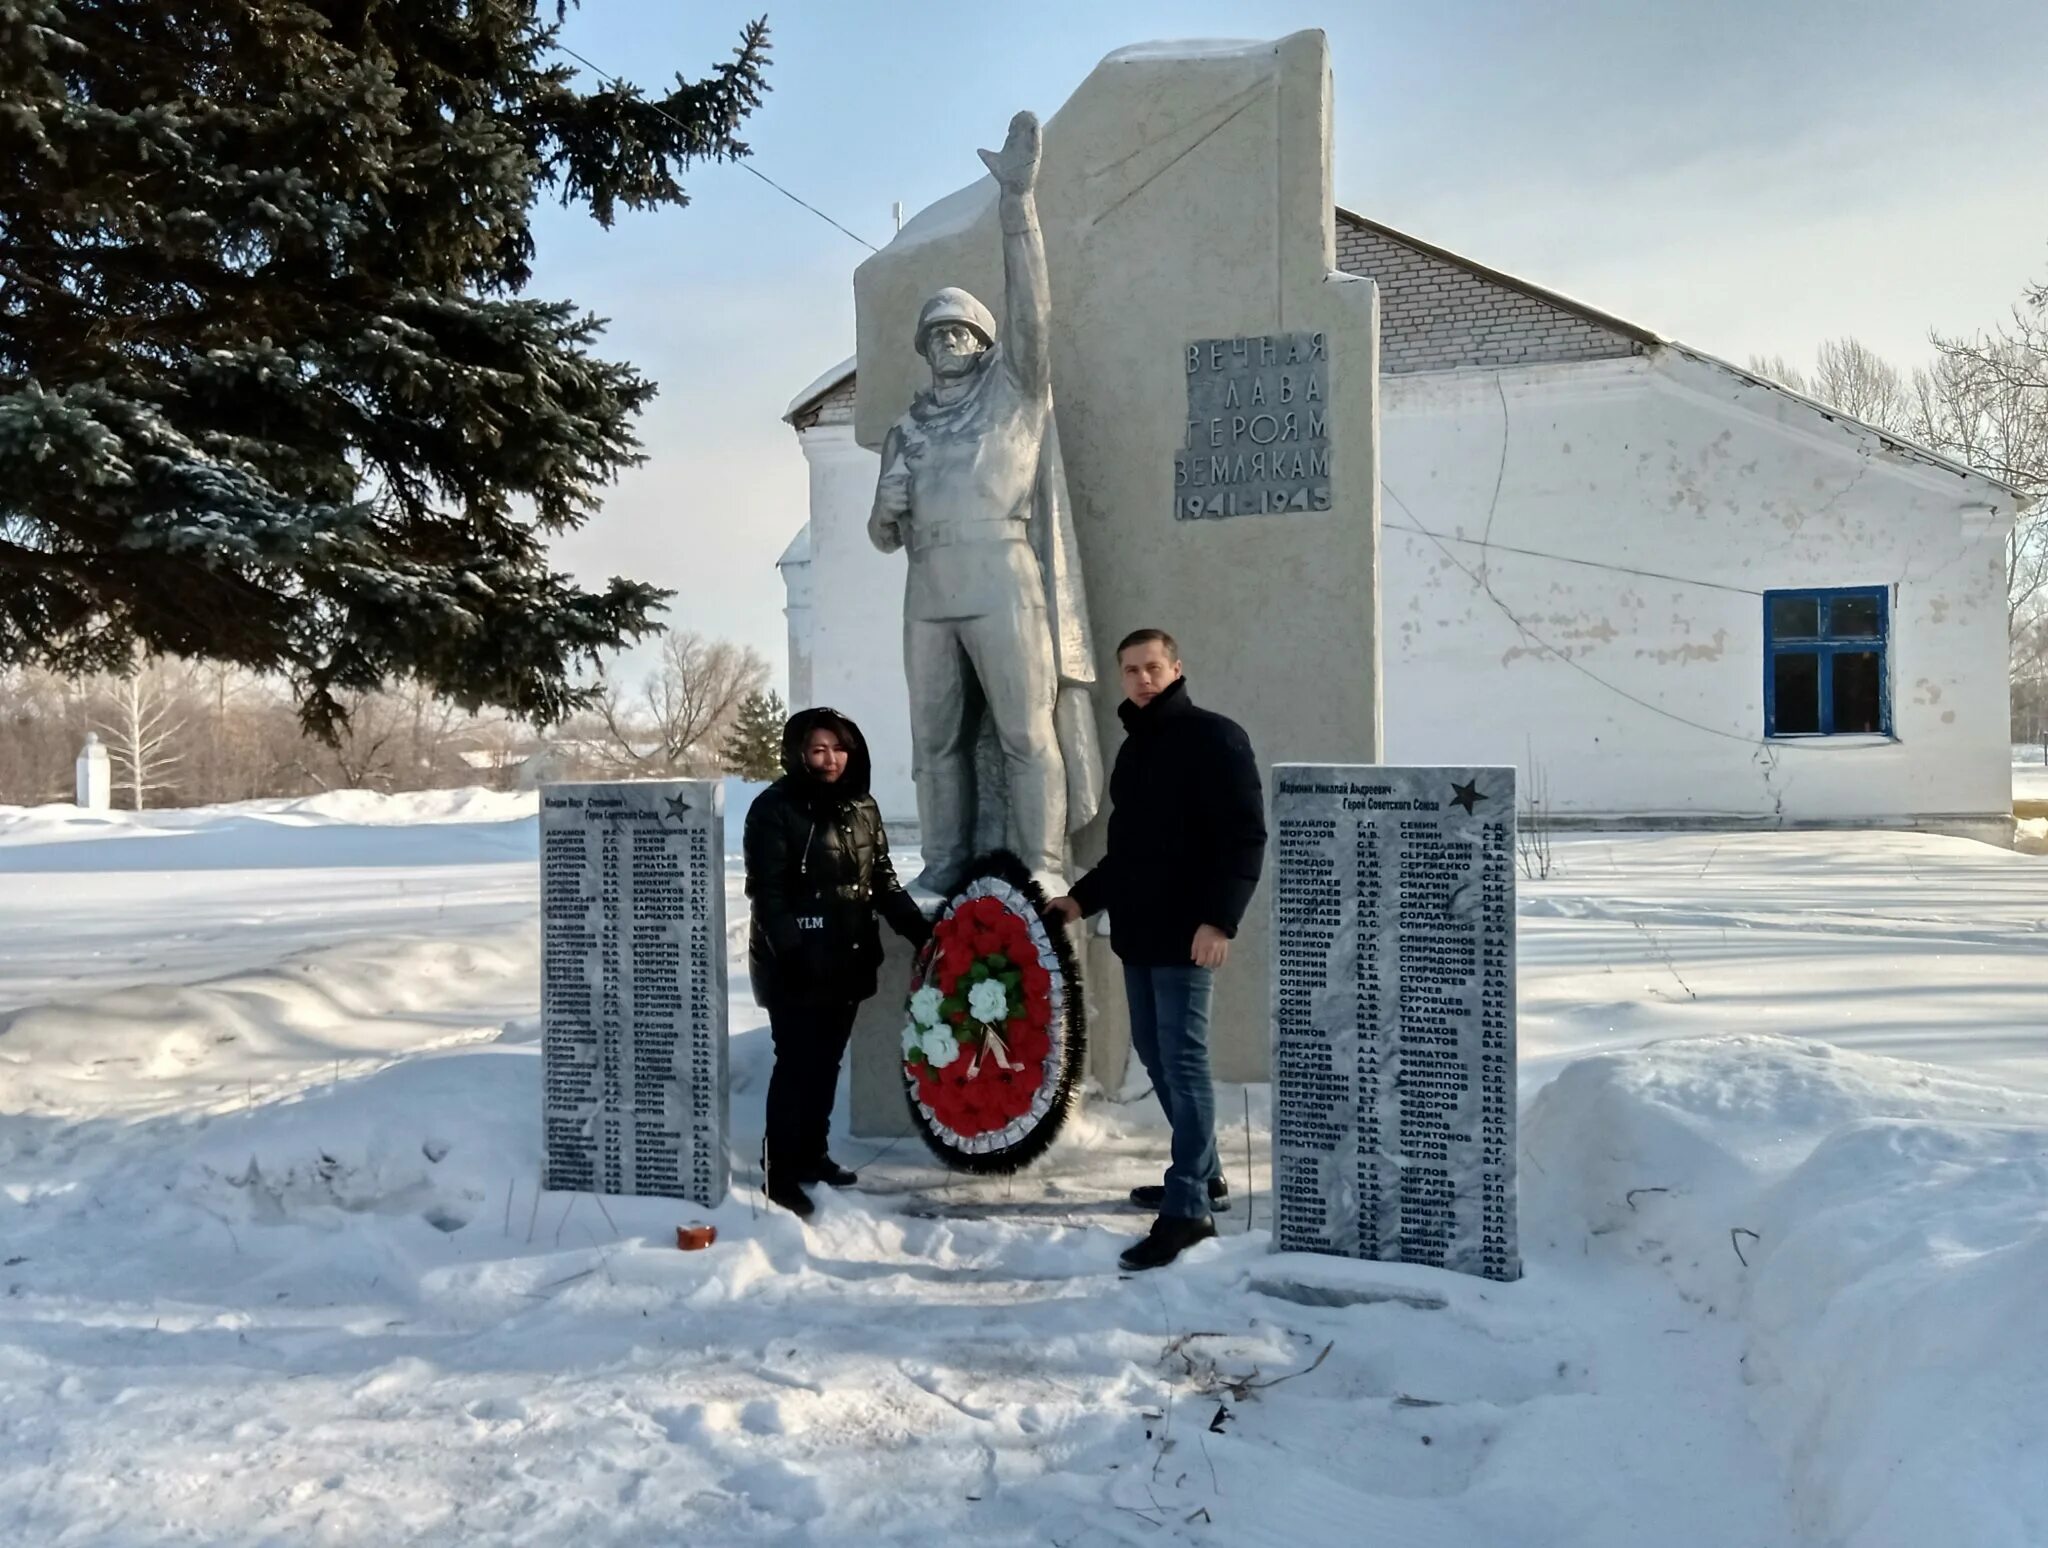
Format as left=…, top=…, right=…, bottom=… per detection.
left=782, top=357, right=917, bottom=823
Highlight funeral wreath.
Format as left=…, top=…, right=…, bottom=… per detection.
left=901, top=852, right=1085, bottom=1171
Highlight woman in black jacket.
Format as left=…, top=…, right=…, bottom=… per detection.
left=744, top=706, right=929, bottom=1217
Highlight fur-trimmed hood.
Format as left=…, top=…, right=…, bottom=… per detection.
left=778, top=706, right=874, bottom=801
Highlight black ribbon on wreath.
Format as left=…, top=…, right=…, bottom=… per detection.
left=899, top=850, right=1087, bottom=1173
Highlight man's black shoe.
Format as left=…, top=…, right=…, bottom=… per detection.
left=809, top=1159, right=859, bottom=1188
left=766, top=1177, right=815, bottom=1218
left=1118, top=1214, right=1218, bottom=1272
left=1128, top=1176, right=1230, bottom=1213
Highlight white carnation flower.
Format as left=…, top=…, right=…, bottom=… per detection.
left=922, top=1027, right=962, bottom=1069
left=909, top=985, right=944, bottom=1029
left=967, top=978, right=1011, bottom=1025
left=902, top=1022, right=924, bottom=1059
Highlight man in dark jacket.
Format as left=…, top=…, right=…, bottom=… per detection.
left=745, top=707, right=929, bottom=1217
left=1048, top=629, right=1266, bottom=1270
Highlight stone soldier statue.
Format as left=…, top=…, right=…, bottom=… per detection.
left=868, top=111, right=1101, bottom=894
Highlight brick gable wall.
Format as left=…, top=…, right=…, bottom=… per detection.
left=1335, top=219, right=1640, bottom=375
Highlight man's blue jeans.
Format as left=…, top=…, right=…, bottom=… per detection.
left=1123, top=962, right=1219, bottom=1221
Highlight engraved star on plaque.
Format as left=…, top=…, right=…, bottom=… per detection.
left=663, top=793, right=694, bottom=825
left=1450, top=779, right=1483, bottom=814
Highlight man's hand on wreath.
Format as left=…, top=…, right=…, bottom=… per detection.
left=1043, top=895, right=1082, bottom=926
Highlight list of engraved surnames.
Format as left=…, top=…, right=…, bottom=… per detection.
left=541, top=780, right=728, bottom=1206
left=1271, top=764, right=1518, bottom=1281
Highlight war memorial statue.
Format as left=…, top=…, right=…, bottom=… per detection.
left=867, top=111, right=1101, bottom=895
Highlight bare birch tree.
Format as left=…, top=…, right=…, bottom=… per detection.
left=1812, top=338, right=1915, bottom=433
left=1747, top=353, right=1811, bottom=394
left=591, top=631, right=769, bottom=777
left=1918, top=337, right=2048, bottom=639
left=1753, top=314, right=2048, bottom=729
left=1752, top=340, right=1915, bottom=435
left=93, top=661, right=191, bottom=810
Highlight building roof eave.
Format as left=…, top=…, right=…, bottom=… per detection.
left=1663, top=344, right=2030, bottom=507
left=1335, top=208, right=2027, bottom=507
left=783, top=355, right=858, bottom=426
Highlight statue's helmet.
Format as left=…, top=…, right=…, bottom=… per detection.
left=914, top=288, right=997, bottom=356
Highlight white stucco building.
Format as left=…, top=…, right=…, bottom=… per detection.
left=781, top=210, right=2023, bottom=845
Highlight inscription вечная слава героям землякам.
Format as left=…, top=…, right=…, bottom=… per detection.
left=1176, top=331, right=1331, bottom=520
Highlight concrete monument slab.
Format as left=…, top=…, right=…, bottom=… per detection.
left=540, top=781, right=728, bottom=1205
left=854, top=31, right=1381, bottom=1085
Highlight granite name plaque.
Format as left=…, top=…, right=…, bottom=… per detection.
left=541, top=780, right=728, bottom=1206
left=1270, top=764, right=1518, bottom=1281
left=1175, top=331, right=1332, bottom=520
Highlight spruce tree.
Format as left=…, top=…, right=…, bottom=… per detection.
left=0, top=2, right=771, bottom=738
left=724, top=687, right=785, bottom=780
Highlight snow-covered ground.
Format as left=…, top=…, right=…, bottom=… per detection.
left=0, top=790, right=538, bottom=1015
left=2, top=793, right=2044, bottom=1544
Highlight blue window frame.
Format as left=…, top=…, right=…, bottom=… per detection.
left=1763, top=586, right=1890, bottom=737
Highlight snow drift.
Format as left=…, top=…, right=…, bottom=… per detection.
left=1525, top=1034, right=2048, bottom=1548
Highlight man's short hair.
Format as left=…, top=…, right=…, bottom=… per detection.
left=1116, top=627, right=1179, bottom=662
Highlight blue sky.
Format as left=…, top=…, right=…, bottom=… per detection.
left=529, top=1, right=2048, bottom=686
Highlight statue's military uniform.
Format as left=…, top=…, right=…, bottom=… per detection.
left=872, top=320, right=1063, bottom=890
left=869, top=115, right=1100, bottom=896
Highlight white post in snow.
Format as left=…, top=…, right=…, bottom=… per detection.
left=75, top=732, right=111, bottom=810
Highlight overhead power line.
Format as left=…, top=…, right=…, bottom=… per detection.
left=1382, top=479, right=1775, bottom=748
left=1381, top=520, right=1766, bottom=598
left=554, top=43, right=880, bottom=253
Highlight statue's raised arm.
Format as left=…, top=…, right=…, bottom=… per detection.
left=977, top=112, right=1050, bottom=399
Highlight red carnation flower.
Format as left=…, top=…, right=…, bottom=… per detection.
left=902, top=887, right=1067, bottom=1142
